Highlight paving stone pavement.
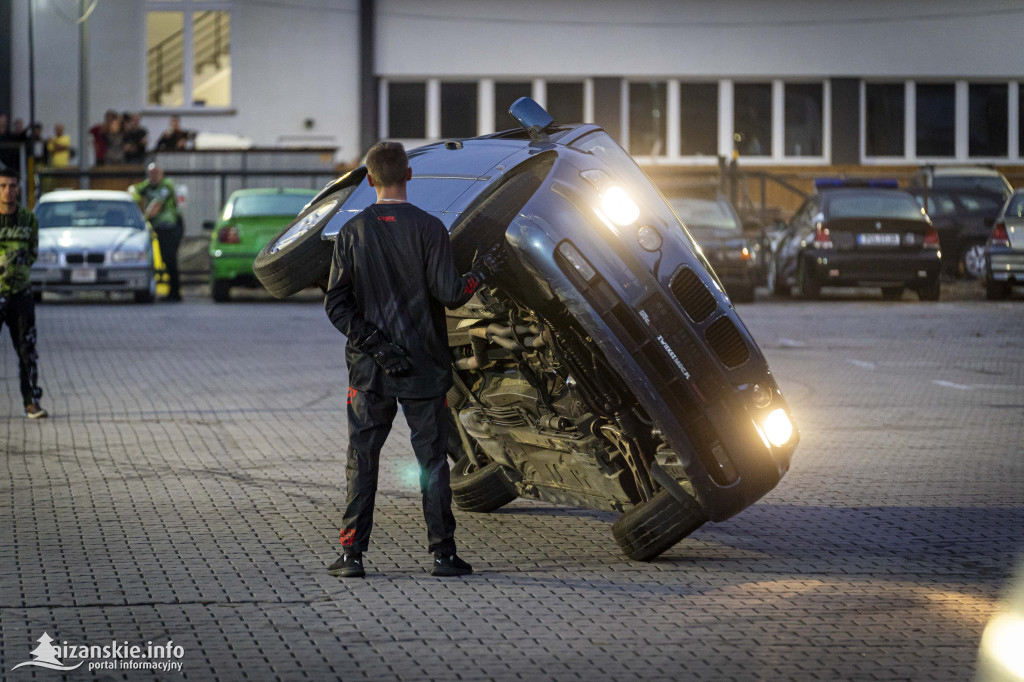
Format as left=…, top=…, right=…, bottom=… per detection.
left=1, top=294, right=1022, bottom=681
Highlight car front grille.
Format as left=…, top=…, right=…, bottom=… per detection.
left=65, top=252, right=105, bottom=264
left=670, top=267, right=717, bottom=322
left=704, top=316, right=750, bottom=369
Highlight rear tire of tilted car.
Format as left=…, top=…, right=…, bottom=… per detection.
left=612, top=489, right=708, bottom=562
left=449, top=454, right=518, bottom=513
left=881, top=286, right=903, bottom=301
left=211, top=280, right=231, bottom=302
left=769, top=256, right=789, bottom=297
left=253, top=198, right=341, bottom=299
left=798, top=260, right=820, bottom=300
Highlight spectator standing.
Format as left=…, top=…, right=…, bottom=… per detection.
left=124, top=114, right=149, bottom=164
left=0, top=167, right=48, bottom=418
left=29, top=124, right=46, bottom=167
left=130, top=162, right=183, bottom=301
left=0, top=114, right=20, bottom=170
left=156, top=116, right=193, bottom=151
left=104, top=117, right=126, bottom=165
left=89, top=110, right=117, bottom=165
left=46, top=125, right=72, bottom=168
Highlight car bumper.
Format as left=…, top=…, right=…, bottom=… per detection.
left=987, top=249, right=1024, bottom=281
left=808, top=251, right=941, bottom=287
left=31, top=267, right=153, bottom=292
left=210, top=253, right=259, bottom=281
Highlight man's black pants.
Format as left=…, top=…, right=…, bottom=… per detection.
left=340, top=388, right=457, bottom=556
left=154, top=222, right=183, bottom=298
left=0, top=289, right=41, bottom=406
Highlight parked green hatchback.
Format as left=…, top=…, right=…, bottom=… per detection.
left=206, top=188, right=318, bottom=301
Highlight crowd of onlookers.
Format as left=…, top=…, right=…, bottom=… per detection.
left=0, top=111, right=196, bottom=170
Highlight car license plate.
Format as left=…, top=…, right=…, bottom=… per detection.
left=858, top=233, right=900, bottom=247
left=70, top=268, right=97, bottom=283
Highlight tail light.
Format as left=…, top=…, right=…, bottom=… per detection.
left=218, top=225, right=241, bottom=244
left=990, top=221, right=1010, bottom=248
left=923, top=227, right=940, bottom=249
left=812, top=224, right=833, bottom=249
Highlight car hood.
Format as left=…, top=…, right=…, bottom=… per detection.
left=39, top=227, right=148, bottom=252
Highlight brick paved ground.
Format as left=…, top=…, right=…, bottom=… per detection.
left=1, top=286, right=1022, bottom=681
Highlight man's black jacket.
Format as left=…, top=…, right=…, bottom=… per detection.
left=324, top=202, right=481, bottom=398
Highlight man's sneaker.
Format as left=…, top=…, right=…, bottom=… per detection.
left=327, top=552, right=365, bottom=578
left=25, top=404, right=48, bottom=419
left=431, top=553, right=472, bottom=577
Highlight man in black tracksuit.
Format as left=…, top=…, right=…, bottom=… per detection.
left=324, top=141, right=492, bottom=578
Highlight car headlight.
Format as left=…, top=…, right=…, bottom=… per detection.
left=111, top=250, right=148, bottom=263
left=601, top=186, right=640, bottom=226
left=272, top=199, right=339, bottom=253
left=36, top=251, right=58, bottom=265
left=762, top=408, right=794, bottom=447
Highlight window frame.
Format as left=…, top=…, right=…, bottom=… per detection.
left=142, top=0, right=233, bottom=114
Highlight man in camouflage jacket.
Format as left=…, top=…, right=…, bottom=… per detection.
left=0, top=167, right=47, bottom=418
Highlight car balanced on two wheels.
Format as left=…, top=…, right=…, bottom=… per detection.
left=254, top=98, right=799, bottom=561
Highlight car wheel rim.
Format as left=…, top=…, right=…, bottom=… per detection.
left=767, top=259, right=776, bottom=289
left=964, top=245, right=987, bottom=278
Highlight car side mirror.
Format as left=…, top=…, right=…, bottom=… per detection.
left=202, top=220, right=215, bottom=231
left=509, top=97, right=553, bottom=143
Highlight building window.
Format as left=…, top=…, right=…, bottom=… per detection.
left=969, top=83, right=1008, bottom=157
left=733, top=83, right=772, bottom=156
left=146, top=2, right=231, bottom=108
left=629, top=82, right=667, bottom=156
left=784, top=83, right=823, bottom=157
left=916, top=83, right=955, bottom=157
left=865, top=83, right=904, bottom=157
left=679, top=82, right=717, bottom=156
left=388, top=82, right=426, bottom=139
left=494, top=82, right=532, bottom=132
left=546, top=82, right=584, bottom=125
left=441, top=82, right=477, bottom=138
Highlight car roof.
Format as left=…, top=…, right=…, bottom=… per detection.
left=926, top=166, right=1005, bottom=178
left=38, top=189, right=136, bottom=203
left=228, top=187, right=318, bottom=199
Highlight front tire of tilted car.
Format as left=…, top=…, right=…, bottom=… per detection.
left=612, top=489, right=708, bottom=562
left=449, top=455, right=518, bottom=513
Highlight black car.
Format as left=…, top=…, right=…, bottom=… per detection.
left=668, top=195, right=761, bottom=303
left=909, top=189, right=1006, bottom=279
left=768, top=179, right=942, bottom=301
left=254, top=98, right=799, bottom=561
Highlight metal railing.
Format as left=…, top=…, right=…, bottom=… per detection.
left=147, top=11, right=230, bottom=105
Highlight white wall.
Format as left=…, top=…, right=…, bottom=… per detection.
left=376, top=0, right=1024, bottom=78
left=10, top=0, right=361, bottom=163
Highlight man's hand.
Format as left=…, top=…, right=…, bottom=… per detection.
left=473, top=242, right=510, bottom=281
left=364, top=331, right=412, bottom=377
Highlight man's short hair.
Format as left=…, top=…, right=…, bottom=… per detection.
left=0, top=167, right=19, bottom=181
left=365, top=141, right=409, bottom=187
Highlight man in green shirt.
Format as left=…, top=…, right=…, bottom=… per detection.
left=130, top=162, right=183, bottom=301
left=0, top=167, right=47, bottom=418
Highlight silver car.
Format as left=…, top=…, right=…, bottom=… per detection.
left=31, top=190, right=156, bottom=303
left=986, top=189, right=1024, bottom=300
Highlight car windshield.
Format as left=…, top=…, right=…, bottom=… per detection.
left=36, top=200, right=145, bottom=230
left=932, top=176, right=1009, bottom=196
left=230, top=193, right=314, bottom=218
left=669, top=199, right=740, bottom=230
left=827, top=193, right=924, bottom=220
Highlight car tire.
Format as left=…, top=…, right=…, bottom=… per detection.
left=881, top=286, right=904, bottom=301
left=134, top=273, right=156, bottom=303
left=769, top=256, right=789, bottom=297
left=798, top=260, right=820, bottom=300
left=612, top=488, right=707, bottom=562
left=916, top=279, right=940, bottom=302
left=985, top=275, right=1010, bottom=300
left=211, top=280, right=231, bottom=302
left=960, top=242, right=987, bottom=279
left=253, top=191, right=351, bottom=299
left=449, top=454, right=518, bottom=513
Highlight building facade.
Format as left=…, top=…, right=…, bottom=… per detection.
left=5, top=0, right=1024, bottom=187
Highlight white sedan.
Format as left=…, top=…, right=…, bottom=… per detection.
left=31, top=190, right=156, bottom=303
